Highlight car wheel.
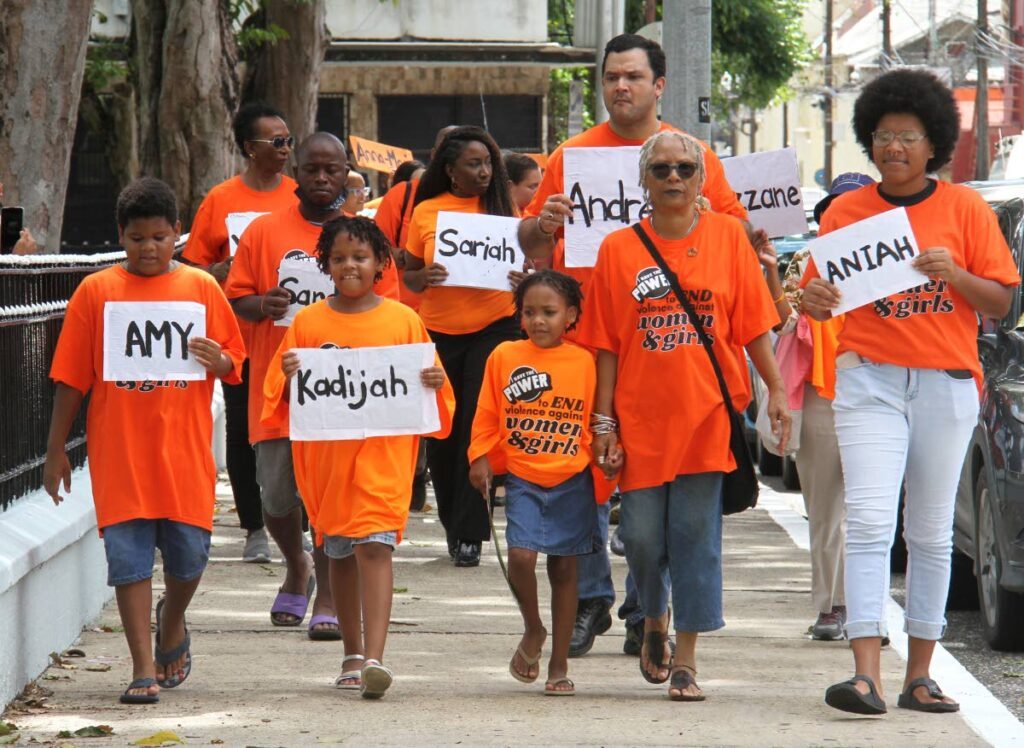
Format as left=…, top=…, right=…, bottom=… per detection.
left=975, top=470, right=1024, bottom=650
left=756, top=439, right=782, bottom=477
left=782, top=456, right=801, bottom=491
left=946, top=549, right=979, bottom=611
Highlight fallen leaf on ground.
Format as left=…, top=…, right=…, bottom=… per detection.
left=84, top=664, right=111, bottom=672
left=0, top=724, right=17, bottom=736
left=393, top=587, right=408, bottom=593
left=56, top=725, right=114, bottom=738
left=133, top=730, right=183, bottom=745
left=210, top=740, right=224, bottom=745
left=1002, top=671, right=1024, bottom=678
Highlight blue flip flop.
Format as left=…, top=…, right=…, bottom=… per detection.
left=154, top=597, right=192, bottom=689
left=119, top=677, right=159, bottom=704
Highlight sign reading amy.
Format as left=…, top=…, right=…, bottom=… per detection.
left=807, top=207, right=927, bottom=315
left=289, top=343, right=440, bottom=440
left=103, top=301, right=206, bottom=381
left=563, top=146, right=648, bottom=267
left=435, top=211, right=522, bottom=291
left=721, top=147, right=808, bottom=238
left=275, top=253, right=335, bottom=327
left=226, top=211, right=268, bottom=256
left=349, top=135, right=414, bottom=174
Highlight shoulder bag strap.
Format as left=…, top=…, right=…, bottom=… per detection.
left=630, top=221, right=738, bottom=416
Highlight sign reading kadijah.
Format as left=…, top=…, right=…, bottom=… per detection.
left=563, top=146, right=648, bottom=267
left=435, top=211, right=522, bottom=291
left=289, top=343, right=440, bottom=440
left=349, top=135, right=414, bottom=174
left=275, top=254, right=335, bottom=327
left=807, top=207, right=927, bottom=315
left=103, top=301, right=207, bottom=381
left=721, top=147, right=808, bottom=238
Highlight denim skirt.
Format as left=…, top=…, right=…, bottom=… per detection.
left=504, top=468, right=599, bottom=556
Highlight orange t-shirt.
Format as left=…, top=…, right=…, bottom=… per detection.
left=524, top=121, right=748, bottom=290
left=405, top=192, right=516, bottom=334
left=574, top=214, right=778, bottom=493
left=375, top=179, right=423, bottom=309
left=49, top=264, right=245, bottom=532
left=803, top=181, right=1020, bottom=384
left=261, top=299, right=455, bottom=543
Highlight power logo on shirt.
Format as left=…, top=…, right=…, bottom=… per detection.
left=631, top=267, right=672, bottom=302
left=873, top=278, right=955, bottom=319
left=503, top=366, right=552, bottom=404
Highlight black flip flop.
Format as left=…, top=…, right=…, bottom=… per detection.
left=639, top=630, right=671, bottom=684
left=897, top=677, right=959, bottom=713
left=669, top=666, right=706, bottom=702
left=154, top=597, right=191, bottom=689
left=119, top=677, right=159, bottom=704
left=825, top=674, right=887, bottom=715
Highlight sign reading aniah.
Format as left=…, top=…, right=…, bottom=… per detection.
left=435, top=211, right=522, bottom=291
left=276, top=255, right=335, bottom=327
left=563, top=146, right=649, bottom=268
left=721, top=147, right=808, bottom=238
left=289, top=343, right=440, bottom=440
left=226, top=212, right=268, bottom=256
left=103, top=301, right=207, bottom=381
left=349, top=135, right=414, bottom=174
left=807, top=207, right=927, bottom=315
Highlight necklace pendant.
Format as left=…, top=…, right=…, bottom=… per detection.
left=687, top=247, right=698, bottom=257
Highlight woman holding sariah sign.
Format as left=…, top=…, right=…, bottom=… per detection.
left=801, top=70, right=1020, bottom=716
left=575, top=130, right=791, bottom=701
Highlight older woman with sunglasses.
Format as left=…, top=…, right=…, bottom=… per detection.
left=575, top=130, right=790, bottom=701
left=802, top=69, right=1019, bottom=716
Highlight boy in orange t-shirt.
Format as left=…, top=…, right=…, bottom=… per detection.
left=43, top=178, right=245, bottom=706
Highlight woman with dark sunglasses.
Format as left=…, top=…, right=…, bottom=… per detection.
left=575, top=130, right=790, bottom=701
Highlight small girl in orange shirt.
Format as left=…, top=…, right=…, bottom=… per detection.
left=469, top=270, right=621, bottom=696
left=263, top=216, right=454, bottom=699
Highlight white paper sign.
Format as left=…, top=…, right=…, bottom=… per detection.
left=103, top=301, right=207, bottom=381
left=226, top=212, right=268, bottom=256
left=275, top=255, right=334, bottom=327
left=721, top=147, right=808, bottom=238
left=435, top=211, right=522, bottom=291
left=807, top=207, right=927, bottom=315
left=563, top=146, right=649, bottom=267
left=289, top=343, right=440, bottom=440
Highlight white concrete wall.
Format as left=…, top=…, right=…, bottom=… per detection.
left=0, top=468, right=111, bottom=709
left=327, top=0, right=547, bottom=42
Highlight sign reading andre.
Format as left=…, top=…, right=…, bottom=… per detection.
left=563, top=146, right=649, bottom=267
left=807, top=207, right=927, bottom=315
left=349, top=135, right=414, bottom=174
left=435, top=211, right=522, bottom=291
left=289, top=343, right=440, bottom=440
left=721, top=147, right=808, bottom=238
left=103, top=301, right=207, bottom=381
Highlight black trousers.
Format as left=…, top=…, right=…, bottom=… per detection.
left=427, top=316, right=520, bottom=545
left=223, top=359, right=264, bottom=531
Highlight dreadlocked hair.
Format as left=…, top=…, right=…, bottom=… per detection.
left=316, top=215, right=393, bottom=281
left=514, top=269, right=584, bottom=332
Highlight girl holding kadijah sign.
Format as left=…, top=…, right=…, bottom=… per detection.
left=801, top=69, right=1020, bottom=717
left=262, top=216, right=455, bottom=699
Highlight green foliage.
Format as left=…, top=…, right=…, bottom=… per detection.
left=83, top=40, right=126, bottom=94
left=229, top=0, right=306, bottom=59
left=546, top=0, right=595, bottom=146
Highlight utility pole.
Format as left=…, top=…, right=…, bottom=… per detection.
left=976, top=0, right=990, bottom=178
left=663, top=0, right=712, bottom=140
left=882, top=0, right=893, bottom=60
left=927, top=0, right=938, bottom=63
left=824, top=0, right=834, bottom=186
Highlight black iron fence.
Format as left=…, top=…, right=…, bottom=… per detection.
left=0, top=239, right=187, bottom=511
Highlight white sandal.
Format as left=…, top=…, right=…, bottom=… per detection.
left=334, top=654, right=364, bottom=690
left=360, top=658, right=393, bottom=699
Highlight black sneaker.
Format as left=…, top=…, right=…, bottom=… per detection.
left=454, top=540, right=481, bottom=567
left=568, top=598, right=612, bottom=658
left=623, top=618, right=644, bottom=656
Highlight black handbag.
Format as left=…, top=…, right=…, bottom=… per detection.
left=631, top=222, right=759, bottom=515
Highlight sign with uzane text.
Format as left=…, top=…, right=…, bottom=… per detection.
left=721, top=148, right=808, bottom=238
left=103, top=301, right=206, bottom=381
left=435, top=211, right=522, bottom=291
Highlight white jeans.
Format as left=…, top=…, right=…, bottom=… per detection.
left=832, top=360, right=978, bottom=641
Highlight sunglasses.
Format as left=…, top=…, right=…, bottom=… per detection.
left=647, top=161, right=698, bottom=180
left=248, top=135, right=295, bottom=149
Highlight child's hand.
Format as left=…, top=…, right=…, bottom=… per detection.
left=43, top=450, right=71, bottom=505
left=425, top=262, right=449, bottom=287
left=282, top=351, right=301, bottom=379
left=603, top=442, right=625, bottom=477
left=261, top=286, right=292, bottom=320
left=469, top=457, right=493, bottom=499
left=420, top=366, right=445, bottom=390
left=188, top=336, right=228, bottom=374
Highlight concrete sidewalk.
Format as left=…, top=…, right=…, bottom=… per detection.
left=6, top=482, right=993, bottom=746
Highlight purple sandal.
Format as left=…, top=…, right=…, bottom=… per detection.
left=270, top=575, right=315, bottom=627
left=308, top=614, right=342, bottom=641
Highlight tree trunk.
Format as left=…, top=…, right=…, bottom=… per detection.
left=0, top=0, right=92, bottom=253
left=246, top=0, right=327, bottom=144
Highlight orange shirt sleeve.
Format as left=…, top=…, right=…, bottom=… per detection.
left=963, top=190, right=1021, bottom=285
left=50, top=278, right=99, bottom=395
left=702, top=147, right=747, bottom=221
left=202, top=274, right=246, bottom=385
left=467, top=347, right=505, bottom=469
left=374, top=260, right=401, bottom=300
left=182, top=192, right=223, bottom=267
left=405, top=202, right=429, bottom=260
left=223, top=223, right=262, bottom=300
left=524, top=147, right=564, bottom=219
left=574, top=234, right=620, bottom=354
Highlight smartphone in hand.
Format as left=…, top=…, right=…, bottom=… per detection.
left=1, top=207, right=24, bottom=254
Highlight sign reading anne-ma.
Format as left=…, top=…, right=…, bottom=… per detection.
left=349, top=135, right=414, bottom=174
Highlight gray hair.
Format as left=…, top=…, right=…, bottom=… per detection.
left=638, top=130, right=710, bottom=211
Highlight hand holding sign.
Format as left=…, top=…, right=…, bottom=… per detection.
left=187, top=337, right=229, bottom=376
left=262, top=286, right=292, bottom=321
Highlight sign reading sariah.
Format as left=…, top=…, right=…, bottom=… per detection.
left=226, top=212, right=269, bottom=256
left=563, top=146, right=649, bottom=267
left=807, top=207, right=927, bottom=315
left=434, top=211, right=522, bottom=291
left=289, top=343, right=439, bottom=440
left=721, top=147, right=808, bottom=238
left=103, top=301, right=207, bottom=381
left=275, top=253, right=334, bottom=327
left=349, top=135, right=414, bottom=174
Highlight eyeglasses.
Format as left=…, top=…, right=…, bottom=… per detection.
left=347, top=187, right=371, bottom=197
left=647, top=161, right=698, bottom=180
left=871, top=130, right=927, bottom=147
left=248, top=135, right=294, bottom=149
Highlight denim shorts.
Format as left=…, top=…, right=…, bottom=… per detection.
left=505, top=469, right=599, bottom=556
left=102, top=518, right=211, bottom=587
left=323, top=531, right=398, bottom=559
left=254, top=438, right=302, bottom=517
